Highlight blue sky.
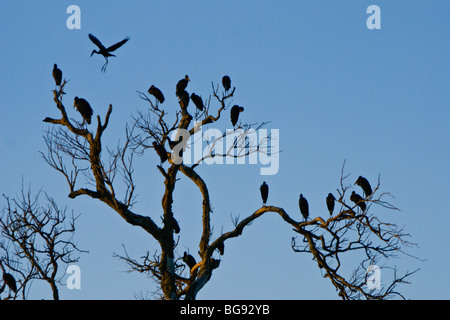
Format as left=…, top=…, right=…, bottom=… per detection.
left=0, top=1, right=449, bottom=299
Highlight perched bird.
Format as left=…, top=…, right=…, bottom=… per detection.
left=52, top=64, right=62, bottom=86
left=222, top=75, right=231, bottom=92
left=182, top=252, right=196, bottom=270
left=165, top=216, right=180, bottom=234
left=2, top=273, right=17, bottom=293
left=217, top=241, right=225, bottom=255
left=88, top=33, right=130, bottom=72
left=210, top=258, right=220, bottom=270
left=355, top=176, right=372, bottom=198
left=176, top=75, right=190, bottom=97
left=350, top=191, right=366, bottom=211
left=326, top=193, right=336, bottom=215
left=190, top=93, right=204, bottom=111
left=179, top=90, right=190, bottom=108
left=73, top=97, right=93, bottom=125
left=230, top=105, right=244, bottom=127
left=299, top=194, right=309, bottom=221
left=260, top=181, right=269, bottom=206
left=148, top=85, right=165, bottom=104
left=152, top=141, right=168, bottom=164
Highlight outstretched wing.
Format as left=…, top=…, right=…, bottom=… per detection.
left=107, top=37, right=130, bottom=52
left=89, top=33, right=107, bottom=51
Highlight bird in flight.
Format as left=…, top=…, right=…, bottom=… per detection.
left=88, top=33, right=130, bottom=72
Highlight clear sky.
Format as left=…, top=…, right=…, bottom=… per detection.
left=0, top=1, right=449, bottom=299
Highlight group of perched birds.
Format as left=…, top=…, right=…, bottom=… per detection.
left=148, top=74, right=245, bottom=165
left=147, top=74, right=243, bottom=125
left=52, top=33, right=130, bottom=125
left=259, top=176, right=373, bottom=221
left=52, top=34, right=244, bottom=140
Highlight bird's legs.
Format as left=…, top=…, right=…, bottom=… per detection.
left=101, top=58, right=109, bottom=73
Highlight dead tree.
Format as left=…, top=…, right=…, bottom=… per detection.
left=0, top=186, right=86, bottom=300
left=42, top=74, right=416, bottom=300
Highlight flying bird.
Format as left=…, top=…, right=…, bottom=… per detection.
left=260, top=181, right=269, bottom=206
left=52, top=64, right=62, bottom=86
left=230, top=105, right=244, bottom=127
left=2, top=273, right=17, bottom=293
left=176, top=75, right=190, bottom=97
left=88, top=33, right=129, bottom=72
left=355, top=176, right=372, bottom=198
left=350, top=191, right=366, bottom=211
left=190, top=93, right=204, bottom=111
left=222, top=75, right=231, bottom=92
left=299, top=194, right=309, bottom=221
left=182, top=252, right=196, bottom=270
left=73, top=97, right=93, bottom=125
left=152, top=141, right=168, bottom=164
left=326, top=193, right=336, bottom=215
left=148, top=85, right=165, bottom=104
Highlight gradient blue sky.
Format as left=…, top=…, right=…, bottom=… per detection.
left=0, top=1, right=449, bottom=299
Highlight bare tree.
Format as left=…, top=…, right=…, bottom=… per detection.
left=0, top=185, right=86, bottom=300
left=42, top=74, right=417, bottom=300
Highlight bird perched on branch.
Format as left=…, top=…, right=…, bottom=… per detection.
left=182, top=252, right=196, bottom=270
left=222, top=75, right=231, bottom=92
left=2, top=272, right=17, bottom=294
left=260, top=181, right=269, bottom=206
left=299, top=194, right=309, bottom=221
left=88, top=33, right=130, bottom=72
left=73, top=97, right=93, bottom=125
left=355, top=176, right=372, bottom=198
left=217, top=242, right=225, bottom=255
left=166, top=216, right=180, bottom=234
left=152, top=141, right=168, bottom=164
left=350, top=191, right=366, bottom=211
left=179, top=90, right=190, bottom=108
left=148, top=85, right=165, bottom=104
left=326, top=193, right=336, bottom=215
left=176, top=75, right=190, bottom=97
left=190, top=93, right=204, bottom=111
left=230, top=105, right=244, bottom=127
left=52, top=64, right=62, bottom=86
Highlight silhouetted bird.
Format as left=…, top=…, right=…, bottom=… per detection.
left=260, top=181, right=269, bottom=206
left=73, top=97, right=93, bottom=125
left=169, top=216, right=180, bottom=234
left=355, top=176, right=372, bottom=198
left=210, top=258, right=220, bottom=270
left=217, top=242, right=225, bottom=255
left=52, top=64, right=62, bottom=86
left=148, top=85, right=165, bottom=104
left=88, top=33, right=130, bottom=72
left=183, top=252, right=196, bottom=270
left=222, top=75, right=231, bottom=92
left=3, top=273, right=17, bottom=293
left=152, top=141, right=168, bottom=164
left=230, top=105, right=244, bottom=127
left=190, top=93, right=204, bottom=111
left=179, top=90, right=190, bottom=108
left=176, top=75, right=190, bottom=97
left=350, top=191, right=366, bottom=211
left=326, top=193, right=336, bottom=215
left=299, top=194, right=309, bottom=221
